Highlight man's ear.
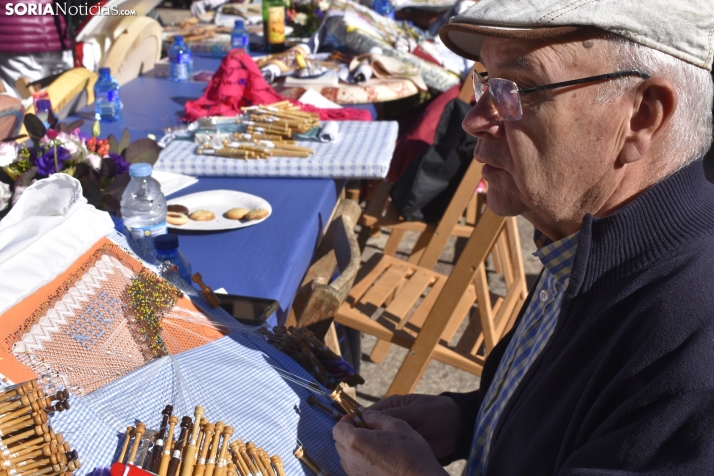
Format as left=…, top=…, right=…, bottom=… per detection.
left=618, top=77, right=677, bottom=164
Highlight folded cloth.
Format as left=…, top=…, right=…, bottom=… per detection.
left=349, top=53, right=428, bottom=92
left=184, top=50, right=372, bottom=122
left=319, top=121, right=339, bottom=142
left=0, top=174, right=115, bottom=315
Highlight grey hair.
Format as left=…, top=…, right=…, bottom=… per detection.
left=595, top=34, right=713, bottom=172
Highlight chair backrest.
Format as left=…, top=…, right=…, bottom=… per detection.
left=287, top=199, right=362, bottom=338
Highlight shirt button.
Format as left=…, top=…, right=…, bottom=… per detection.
left=540, top=289, right=549, bottom=301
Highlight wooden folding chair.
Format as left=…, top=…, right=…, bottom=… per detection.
left=286, top=199, right=362, bottom=353
left=334, top=205, right=528, bottom=396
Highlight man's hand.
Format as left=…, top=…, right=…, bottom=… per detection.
left=333, top=411, right=449, bottom=476
left=368, top=394, right=462, bottom=460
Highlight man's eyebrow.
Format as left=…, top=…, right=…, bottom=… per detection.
left=494, top=56, right=531, bottom=71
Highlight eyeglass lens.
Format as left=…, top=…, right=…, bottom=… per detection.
left=472, top=74, right=523, bottom=121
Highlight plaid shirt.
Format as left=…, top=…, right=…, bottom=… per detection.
left=465, top=230, right=579, bottom=475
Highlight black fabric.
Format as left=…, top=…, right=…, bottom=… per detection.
left=389, top=98, right=477, bottom=222
left=442, top=161, right=714, bottom=475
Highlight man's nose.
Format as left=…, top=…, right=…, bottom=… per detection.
left=462, top=93, right=504, bottom=138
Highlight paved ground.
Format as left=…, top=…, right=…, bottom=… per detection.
left=351, top=215, right=542, bottom=475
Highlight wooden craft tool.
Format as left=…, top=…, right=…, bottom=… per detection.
left=179, top=406, right=205, bottom=476
left=203, top=421, right=224, bottom=476
left=294, top=446, right=329, bottom=476
left=192, top=423, right=214, bottom=476
left=117, top=426, right=135, bottom=463
left=191, top=273, right=221, bottom=309
left=307, top=395, right=342, bottom=422
left=270, top=455, right=286, bottom=476
left=227, top=441, right=249, bottom=476
left=167, top=417, right=192, bottom=476
left=126, top=422, right=146, bottom=465
left=213, top=426, right=233, bottom=476
left=158, top=416, right=179, bottom=476
left=232, top=440, right=257, bottom=476
left=329, top=387, right=365, bottom=428
left=149, top=405, right=173, bottom=473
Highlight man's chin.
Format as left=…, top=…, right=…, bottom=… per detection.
left=485, top=189, right=521, bottom=218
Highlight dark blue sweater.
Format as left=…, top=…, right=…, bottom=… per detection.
left=443, top=161, right=714, bottom=475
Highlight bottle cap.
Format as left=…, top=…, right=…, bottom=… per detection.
left=129, top=163, right=152, bottom=177
left=35, top=99, right=52, bottom=112
left=234, top=19, right=244, bottom=29
left=155, top=234, right=179, bottom=250
left=99, top=67, right=111, bottom=76
left=173, top=35, right=184, bottom=43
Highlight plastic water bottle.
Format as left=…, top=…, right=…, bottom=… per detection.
left=231, top=19, right=250, bottom=52
left=371, top=0, right=395, bottom=19
left=155, top=234, right=192, bottom=283
left=120, top=163, right=167, bottom=255
left=169, top=35, right=193, bottom=82
left=94, top=67, right=122, bottom=121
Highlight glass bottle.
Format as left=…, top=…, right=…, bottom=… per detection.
left=262, top=0, right=286, bottom=53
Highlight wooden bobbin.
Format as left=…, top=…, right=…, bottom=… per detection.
left=213, top=426, right=233, bottom=476
left=179, top=406, right=205, bottom=476
left=0, top=424, right=49, bottom=448
left=0, top=400, right=47, bottom=426
left=15, top=450, right=66, bottom=473
left=149, top=405, right=173, bottom=474
left=0, top=382, right=35, bottom=403
left=269, top=455, right=286, bottom=476
left=244, top=444, right=268, bottom=476
left=6, top=443, right=52, bottom=465
left=234, top=441, right=257, bottom=476
left=225, top=463, right=237, bottom=476
left=306, top=396, right=341, bottom=422
left=3, top=433, right=52, bottom=459
left=191, top=274, right=221, bottom=309
left=192, top=423, right=214, bottom=476
left=202, top=421, right=224, bottom=476
left=158, top=416, right=179, bottom=476
left=227, top=442, right=249, bottom=476
left=258, top=450, right=271, bottom=476
left=0, top=412, right=48, bottom=436
left=126, top=423, right=146, bottom=465
left=293, top=446, right=328, bottom=476
left=167, top=417, right=192, bottom=476
left=0, top=393, right=37, bottom=416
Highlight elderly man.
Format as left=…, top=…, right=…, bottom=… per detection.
left=333, top=1, right=714, bottom=475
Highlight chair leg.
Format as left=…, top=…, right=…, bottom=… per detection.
left=383, top=229, right=406, bottom=256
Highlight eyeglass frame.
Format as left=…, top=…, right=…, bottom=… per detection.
left=472, top=70, right=652, bottom=121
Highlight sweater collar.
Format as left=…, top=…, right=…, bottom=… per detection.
left=566, top=161, right=714, bottom=297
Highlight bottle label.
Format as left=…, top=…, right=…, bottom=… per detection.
left=267, top=6, right=285, bottom=44
left=127, top=222, right=167, bottom=240
left=107, top=89, right=120, bottom=102
left=231, top=33, right=249, bottom=50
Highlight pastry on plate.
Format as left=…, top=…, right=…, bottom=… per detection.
left=189, top=209, right=216, bottom=221
left=167, top=211, right=189, bottom=225
left=223, top=207, right=250, bottom=220
left=244, top=208, right=270, bottom=221
left=168, top=204, right=190, bottom=216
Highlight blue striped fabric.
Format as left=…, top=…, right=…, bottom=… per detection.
left=465, top=231, right=579, bottom=475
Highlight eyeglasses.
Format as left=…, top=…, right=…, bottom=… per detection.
left=472, top=70, right=651, bottom=121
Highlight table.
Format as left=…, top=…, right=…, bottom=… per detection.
left=66, top=57, right=358, bottom=324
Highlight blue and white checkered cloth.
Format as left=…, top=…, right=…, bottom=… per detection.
left=465, top=231, right=579, bottom=475
left=4, top=231, right=345, bottom=476
left=155, top=121, right=399, bottom=178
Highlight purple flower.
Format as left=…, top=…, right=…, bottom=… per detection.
left=108, top=152, right=130, bottom=175
left=33, top=146, right=72, bottom=176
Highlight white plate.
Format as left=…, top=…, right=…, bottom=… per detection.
left=166, top=190, right=271, bottom=231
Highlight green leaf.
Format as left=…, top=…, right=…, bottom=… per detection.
left=79, top=175, right=102, bottom=208
left=2, top=134, right=27, bottom=142
left=73, top=162, right=91, bottom=179
left=61, top=119, right=84, bottom=133
left=92, top=120, right=101, bottom=138
left=123, top=138, right=161, bottom=164
left=118, top=128, right=131, bottom=155
left=23, top=114, right=46, bottom=141
left=104, top=172, right=130, bottom=199
left=108, top=134, right=120, bottom=154
left=101, top=194, right=121, bottom=214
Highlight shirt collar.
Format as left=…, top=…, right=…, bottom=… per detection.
left=533, top=229, right=579, bottom=287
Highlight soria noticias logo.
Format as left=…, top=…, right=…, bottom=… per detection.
left=4, top=3, right=137, bottom=15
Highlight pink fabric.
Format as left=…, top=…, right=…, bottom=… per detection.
left=0, top=0, right=70, bottom=54
left=184, top=50, right=372, bottom=122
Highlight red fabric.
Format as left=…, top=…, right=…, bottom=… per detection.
left=0, top=0, right=71, bottom=54
left=184, top=50, right=372, bottom=123
left=386, top=84, right=461, bottom=182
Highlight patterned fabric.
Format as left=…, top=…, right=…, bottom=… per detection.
left=279, top=77, right=420, bottom=105
left=155, top=121, right=399, bottom=178
left=466, top=231, right=579, bottom=475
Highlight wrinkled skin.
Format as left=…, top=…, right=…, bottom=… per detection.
left=333, top=395, right=459, bottom=475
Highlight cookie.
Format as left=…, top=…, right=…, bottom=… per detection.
left=244, top=208, right=270, bottom=221
left=167, top=211, right=189, bottom=226
left=189, top=209, right=216, bottom=221
left=168, top=204, right=189, bottom=216
left=223, top=207, right=250, bottom=220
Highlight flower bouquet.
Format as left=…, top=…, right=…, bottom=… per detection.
left=0, top=113, right=160, bottom=218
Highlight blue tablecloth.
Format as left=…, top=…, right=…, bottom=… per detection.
left=66, top=57, right=362, bottom=324
left=163, top=176, right=343, bottom=324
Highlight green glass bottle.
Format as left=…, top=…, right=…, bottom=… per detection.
left=262, top=0, right=286, bottom=53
